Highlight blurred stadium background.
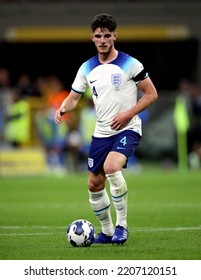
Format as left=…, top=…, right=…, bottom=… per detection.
left=0, top=0, right=201, bottom=176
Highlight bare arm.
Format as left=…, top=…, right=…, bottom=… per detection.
left=111, top=77, right=158, bottom=130
left=54, top=90, right=82, bottom=124
left=131, top=76, right=158, bottom=116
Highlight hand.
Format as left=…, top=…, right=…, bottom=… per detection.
left=111, top=112, right=131, bottom=131
left=54, top=109, right=65, bottom=124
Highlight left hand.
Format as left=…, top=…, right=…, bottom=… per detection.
left=111, top=112, right=131, bottom=131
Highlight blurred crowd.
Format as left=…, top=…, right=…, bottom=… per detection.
left=177, top=79, right=201, bottom=169
left=0, top=67, right=97, bottom=174
left=0, top=67, right=201, bottom=173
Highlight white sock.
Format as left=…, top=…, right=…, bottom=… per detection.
left=106, top=171, right=128, bottom=228
left=89, top=189, right=114, bottom=236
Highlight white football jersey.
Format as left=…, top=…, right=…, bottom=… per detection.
left=72, top=51, right=148, bottom=137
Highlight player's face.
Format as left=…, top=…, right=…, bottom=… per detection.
left=91, top=28, right=117, bottom=55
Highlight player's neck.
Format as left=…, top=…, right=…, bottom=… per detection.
left=99, top=49, right=118, bottom=64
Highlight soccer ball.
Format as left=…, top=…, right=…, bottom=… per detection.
left=66, top=219, right=95, bottom=247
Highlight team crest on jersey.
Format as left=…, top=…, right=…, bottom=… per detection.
left=88, top=158, right=94, bottom=168
left=111, top=74, right=122, bottom=86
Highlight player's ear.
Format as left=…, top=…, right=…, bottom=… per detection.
left=91, top=34, right=95, bottom=42
left=113, top=32, right=117, bottom=41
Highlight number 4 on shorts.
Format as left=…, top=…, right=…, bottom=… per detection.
left=120, top=136, right=127, bottom=146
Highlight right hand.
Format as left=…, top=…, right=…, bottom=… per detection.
left=54, top=109, right=65, bottom=124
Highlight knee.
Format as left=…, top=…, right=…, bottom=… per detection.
left=103, top=162, right=117, bottom=175
left=88, top=174, right=105, bottom=192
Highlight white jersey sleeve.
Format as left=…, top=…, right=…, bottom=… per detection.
left=72, top=51, right=148, bottom=137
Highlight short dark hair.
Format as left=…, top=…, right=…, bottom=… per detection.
left=91, top=13, right=117, bottom=32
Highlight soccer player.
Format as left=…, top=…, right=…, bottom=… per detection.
left=54, top=13, right=158, bottom=244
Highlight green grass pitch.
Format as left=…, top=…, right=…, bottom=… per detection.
left=0, top=170, right=200, bottom=260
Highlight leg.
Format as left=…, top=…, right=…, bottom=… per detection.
left=88, top=171, right=114, bottom=243
left=106, top=171, right=128, bottom=228
left=104, top=152, right=129, bottom=244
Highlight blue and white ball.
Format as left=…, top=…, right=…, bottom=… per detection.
left=67, top=219, right=95, bottom=247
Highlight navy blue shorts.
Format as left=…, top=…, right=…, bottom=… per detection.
left=88, top=130, right=141, bottom=173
